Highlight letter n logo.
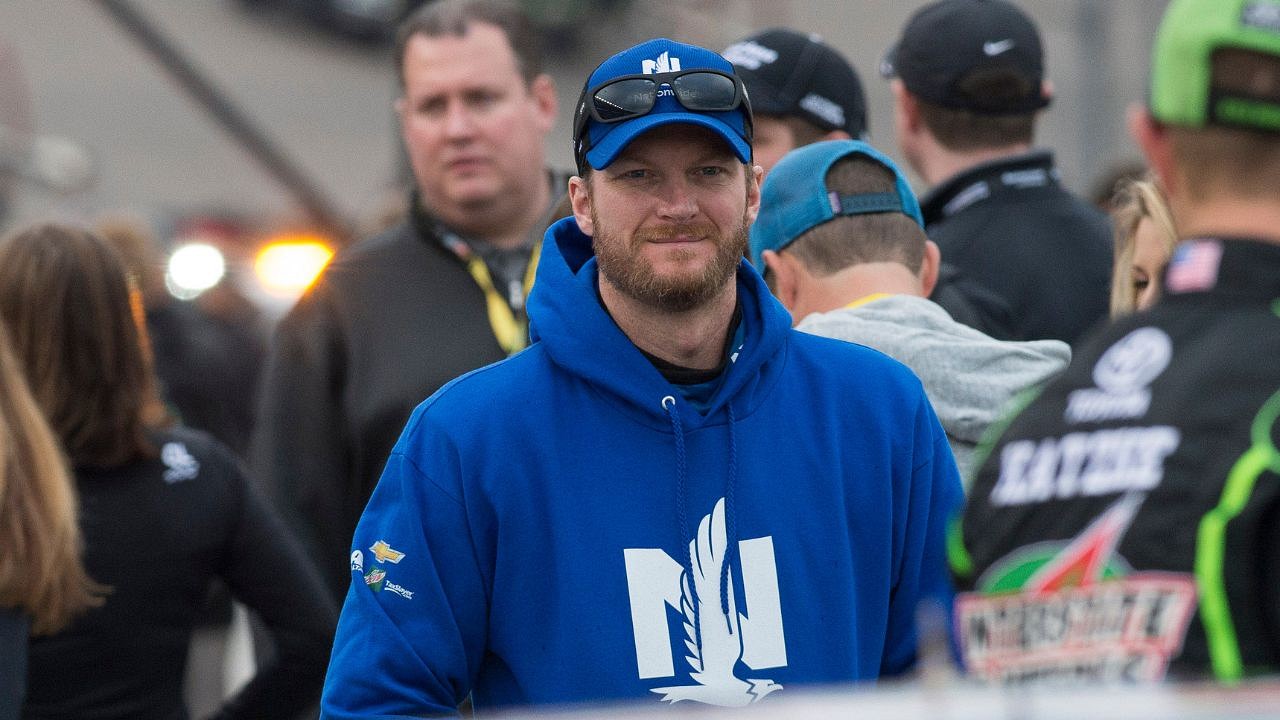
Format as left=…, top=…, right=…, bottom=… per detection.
left=623, top=536, right=786, bottom=679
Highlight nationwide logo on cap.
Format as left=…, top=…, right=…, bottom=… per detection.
left=370, top=540, right=405, bottom=564
left=642, top=51, right=681, bottom=75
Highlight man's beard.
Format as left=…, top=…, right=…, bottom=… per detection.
left=591, top=207, right=748, bottom=313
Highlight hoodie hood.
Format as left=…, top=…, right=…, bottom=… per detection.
left=528, top=216, right=794, bottom=429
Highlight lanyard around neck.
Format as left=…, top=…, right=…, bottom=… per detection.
left=441, top=233, right=540, bottom=356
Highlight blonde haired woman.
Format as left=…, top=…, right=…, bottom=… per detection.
left=1109, top=177, right=1178, bottom=315
left=0, top=322, right=101, bottom=719
left=0, top=224, right=335, bottom=720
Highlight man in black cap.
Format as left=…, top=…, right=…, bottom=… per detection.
left=722, top=29, right=867, bottom=175
left=882, top=0, right=1112, bottom=345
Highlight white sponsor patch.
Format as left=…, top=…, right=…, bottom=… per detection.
left=721, top=40, right=778, bottom=70
left=161, top=442, right=200, bottom=483
left=1066, top=328, right=1172, bottom=424
left=798, top=93, right=845, bottom=128
left=385, top=581, right=414, bottom=600
left=958, top=574, right=1198, bottom=684
left=990, top=426, right=1181, bottom=507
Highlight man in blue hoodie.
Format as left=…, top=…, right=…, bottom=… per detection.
left=321, top=38, right=963, bottom=717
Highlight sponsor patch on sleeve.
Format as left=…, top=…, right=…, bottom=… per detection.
left=370, top=540, right=406, bottom=564
left=956, top=494, right=1198, bottom=684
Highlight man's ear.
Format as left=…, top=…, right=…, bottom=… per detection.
left=394, top=96, right=409, bottom=135
left=568, top=175, right=593, bottom=236
left=762, top=249, right=799, bottom=316
left=919, top=240, right=941, bottom=297
left=891, top=79, right=920, bottom=134
left=744, top=163, right=764, bottom=224
left=1040, top=78, right=1055, bottom=105
left=1128, top=104, right=1178, bottom=198
left=529, top=74, right=558, bottom=133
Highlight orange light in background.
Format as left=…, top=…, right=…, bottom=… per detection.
left=253, top=236, right=334, bottom=297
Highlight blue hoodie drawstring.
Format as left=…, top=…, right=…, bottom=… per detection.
left=720, top=403, right=739, bottom=634
left=662, top=395, right=702, bottom=650
left=662, top=395, right=739, bottom=637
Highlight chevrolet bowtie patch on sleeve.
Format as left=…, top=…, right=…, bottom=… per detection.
left=370, top=540, right=406, bottom=564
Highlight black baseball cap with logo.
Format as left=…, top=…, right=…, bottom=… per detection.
left=723, top=28, right=868, bottom=138
left=881, top=0, right=1051, bottom=115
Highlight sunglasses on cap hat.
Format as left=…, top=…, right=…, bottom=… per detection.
left=573, top=70, right=753, bottom=163
left=579, top=69, right=750, bottom=122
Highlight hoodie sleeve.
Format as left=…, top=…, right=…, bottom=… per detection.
left=879, top=393, right=964, bottom=677
left=321, top=448, right=488, bottom=719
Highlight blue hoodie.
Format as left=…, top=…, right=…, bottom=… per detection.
left=321, top=217, right=963, bottom=717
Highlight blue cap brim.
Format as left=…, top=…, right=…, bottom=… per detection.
left=585, top=112, right=752, bottom=171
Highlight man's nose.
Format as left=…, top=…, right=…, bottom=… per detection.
left=442, top=102, right=477, bottom=139
left=655, top=178, right=699, bottom=222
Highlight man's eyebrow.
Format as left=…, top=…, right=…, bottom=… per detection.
left=692, top=151, right=736, bottom=164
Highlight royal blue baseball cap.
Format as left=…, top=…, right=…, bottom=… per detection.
left=749, top=139, right=923, bottom=270
left=573, top=38, right=753, bottom=172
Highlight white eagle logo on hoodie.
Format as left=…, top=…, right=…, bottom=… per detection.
left=650, top=499, right=783, bottom=706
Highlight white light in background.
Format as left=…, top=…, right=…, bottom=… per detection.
left=165, top=243, right=226, bottom=300
left=253, top=239, right=333, bottom=298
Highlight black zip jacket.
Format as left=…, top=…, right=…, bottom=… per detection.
left=952, top=238, right=1280, bottom=685
left=922, top=151, right=1112, bottom=345
left=23, top=428, right=335, bottom=719
left=251, top=177, right=568, bottom=599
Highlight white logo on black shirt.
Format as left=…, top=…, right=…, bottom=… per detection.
left=161, top=442, right=200, bottom=483
left=1065, top=327, right=1172, bottom=424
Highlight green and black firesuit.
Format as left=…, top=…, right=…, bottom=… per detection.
left=951, top=237, right=1280, bottom=685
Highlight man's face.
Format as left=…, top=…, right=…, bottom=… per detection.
left=570, top=124, right=761, bottom=313
left=397, top=23, right=555, bottom=227
left=751, top=115, right=798, bottom=177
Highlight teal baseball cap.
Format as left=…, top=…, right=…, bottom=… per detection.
left=1151, top=0, right=1280, bottom=131
left=749, top=139, right=923, bottom=271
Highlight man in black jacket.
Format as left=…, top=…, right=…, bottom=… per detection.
left=951, top=0, right=1280, bottom=685
left=252, top=0, right=565, bottom=600
left=882, top=0, right=1111, bottom=345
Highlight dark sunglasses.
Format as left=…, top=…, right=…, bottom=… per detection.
left=573, top=70, right=753, bottom=158
left=580, top=69, right=750, bottom=123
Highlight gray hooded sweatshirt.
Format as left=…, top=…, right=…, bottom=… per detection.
left=797, top=294, right=1071, bottom=479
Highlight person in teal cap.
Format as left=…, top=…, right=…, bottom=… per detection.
left=750, top=139, right=1070, bottom=478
